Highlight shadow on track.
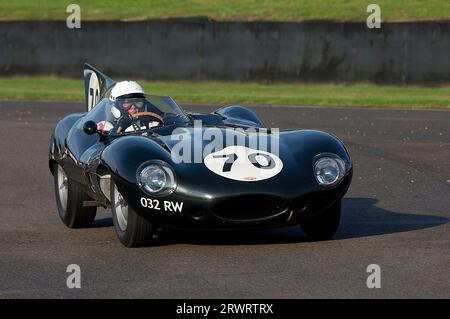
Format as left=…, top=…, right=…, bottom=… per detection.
left=91, top=217, right=113, bottom=228
left=335, top=197, right=448, bottom=239
left=90, top=197, right=448, bottom=246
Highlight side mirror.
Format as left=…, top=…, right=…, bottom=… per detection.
left=83, top=121, right=97, bottom=135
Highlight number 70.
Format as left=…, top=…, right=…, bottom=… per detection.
left=212, top=152, right=275, bottom=172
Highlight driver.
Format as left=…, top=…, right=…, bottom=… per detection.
left=109, top=81, right=163, bottom=134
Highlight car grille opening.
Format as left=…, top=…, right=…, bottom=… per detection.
left=212, top=195, right=287, bottom=221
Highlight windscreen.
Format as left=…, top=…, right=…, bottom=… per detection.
left=85, top=95, right=189, bottom=135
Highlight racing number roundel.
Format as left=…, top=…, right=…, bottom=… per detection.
left=87, top=72, right=100, bottom=111
left=204, top=146, right=283, bottom=182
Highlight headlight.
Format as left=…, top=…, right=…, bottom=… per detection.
left=137, top=161, right=176, bottom=196
left=313, top=154, right=346, bottom=187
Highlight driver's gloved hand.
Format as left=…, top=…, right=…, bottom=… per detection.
left=116, top=115, right=132, bottom=132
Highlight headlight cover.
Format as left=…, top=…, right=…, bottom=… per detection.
left=313, top=154, right=346, bottom=187
left=137, top=161, right=176, bottom=196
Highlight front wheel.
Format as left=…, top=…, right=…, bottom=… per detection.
left=300, top=200, right=341, bottom=240
left=111, top=180, right=154, bottom=247
left=54, top=163, right=96, bottom=228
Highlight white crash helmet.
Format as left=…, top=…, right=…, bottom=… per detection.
left=109, top=81, right=145, bottom=101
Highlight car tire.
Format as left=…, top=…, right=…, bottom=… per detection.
left=111, top=180, right=154, bottom=247
left=54, top=163, right=96, bottom=228
left=300, top=199, right=341, bottom=240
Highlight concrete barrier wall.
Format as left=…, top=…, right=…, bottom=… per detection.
left=1, top=19, right=450, bottom=84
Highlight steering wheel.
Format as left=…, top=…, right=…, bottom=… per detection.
left=131, top=111, right=164, bottom=128
left=115, top=111, right=164, bottom=134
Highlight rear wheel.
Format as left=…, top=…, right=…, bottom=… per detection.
left=54, top=163, right=96, bottom=228
left=111, top=180, right=154, bottom=247
left=300, top=200, right=341, bottom=240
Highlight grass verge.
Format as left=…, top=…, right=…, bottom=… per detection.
left=1, top=0, right=450, bottom=22
left=0, top=76, right=449, bottom=109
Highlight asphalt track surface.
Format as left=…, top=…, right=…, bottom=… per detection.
left=0, top=100, right=449, bottom=298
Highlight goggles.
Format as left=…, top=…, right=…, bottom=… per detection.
left=119, top=98, right=144, bottom=110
